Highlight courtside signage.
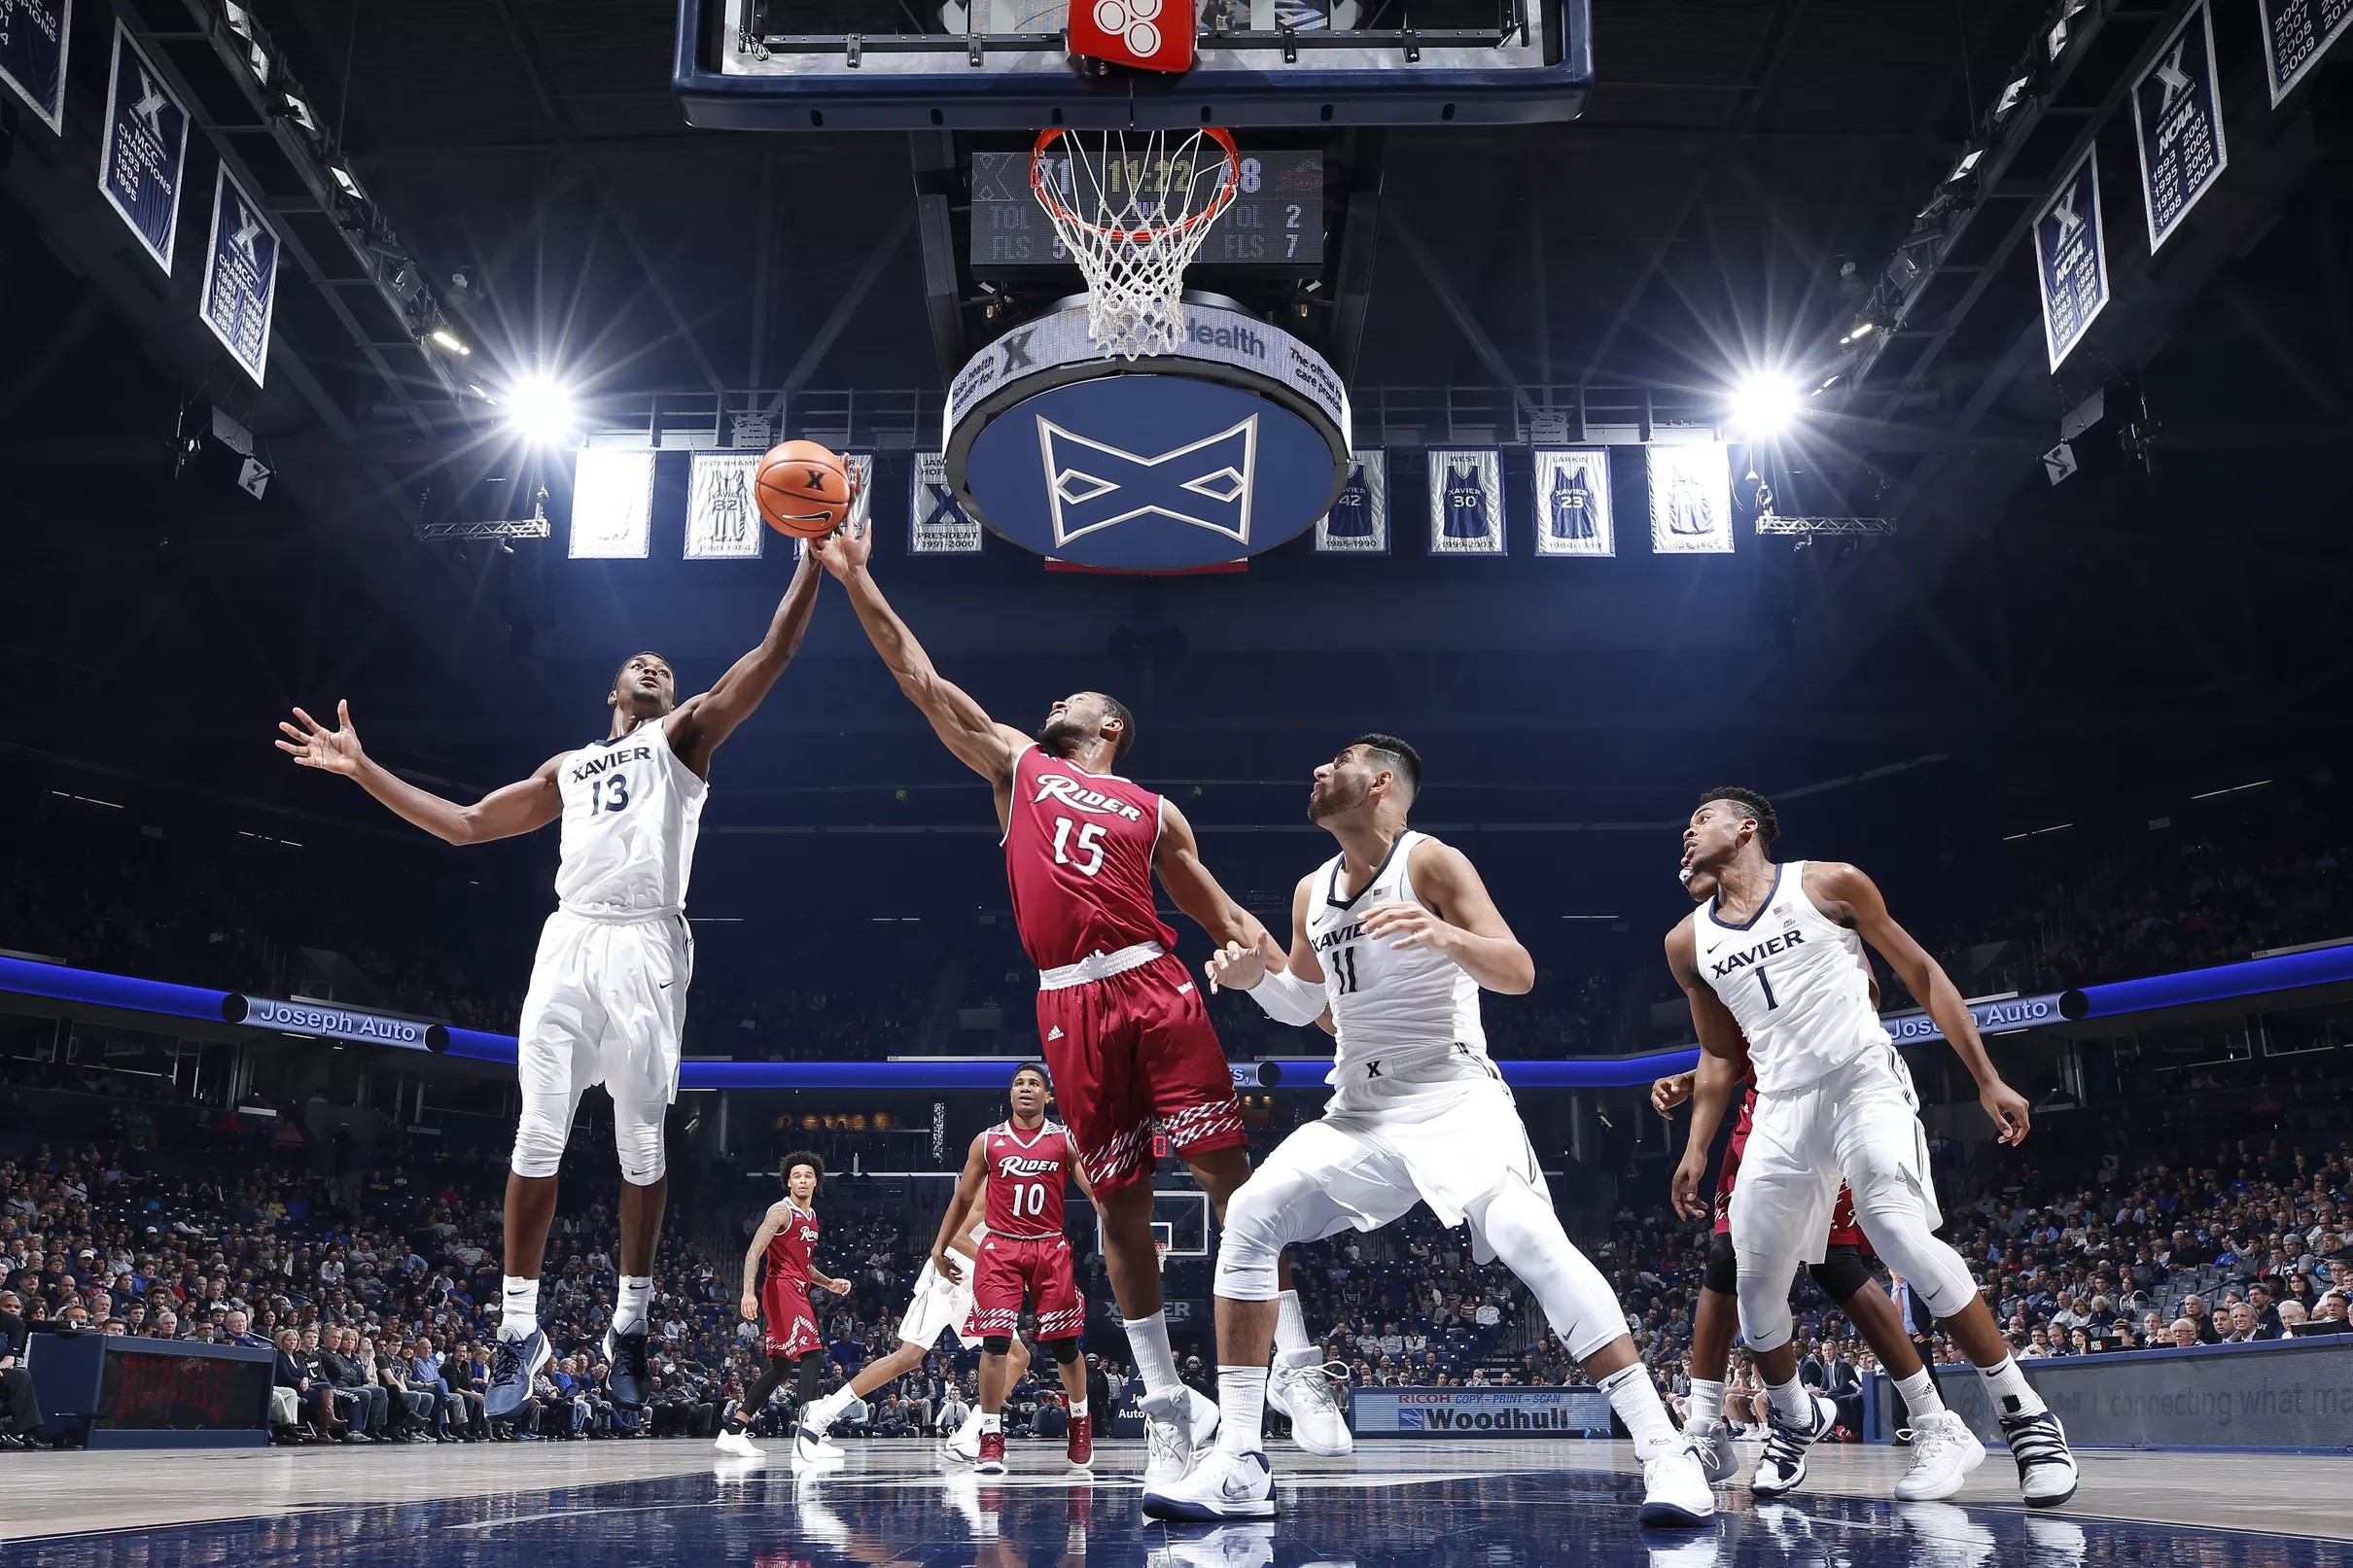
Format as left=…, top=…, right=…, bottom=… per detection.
left=224, top=993, right=450, bottom=1052
left=1352, top=1386, right=1612, bottom=1438
left=98, top=20, right=189, bottom=275
left=1880, top=992, right=2067, bottom=1047
left=0, top=0, right=71, bottom=133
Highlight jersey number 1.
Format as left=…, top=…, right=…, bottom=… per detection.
left=1755, top=966, right=1778, bottom=1010
left=1051, top=817, right=1106, bottom=877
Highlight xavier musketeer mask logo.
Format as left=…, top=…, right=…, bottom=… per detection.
left=1036, top=415, right=1258, bottom=548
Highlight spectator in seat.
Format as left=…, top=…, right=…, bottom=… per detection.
left=2221, top=1303, right=2263, bottom=1343
left=2180, top=1295, right=2221, bottom=1344
left=2278, top=1301, right=2309, bottom=1338
left=222, top=1309, right=266, bottom=1349
left=2167, top=1317, right=2200, bottom=1348
left=0, top=1291, right=43, bottom=1446
left=283, top=1327, right=344, bottom=1440
left=313, top=1327, right=378, bottom=1443
left=268, top=1328, right=305, bottom=1439
left=369, top=1336, right=438, bottom=1441
left=2248, top=1281, right=2284, bottom=1338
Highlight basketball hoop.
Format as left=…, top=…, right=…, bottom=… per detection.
left=1031, top=126, right=1243, bottom=361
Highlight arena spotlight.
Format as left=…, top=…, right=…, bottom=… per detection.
left=329, top=164, right=364, bottom=199
left=429, top=328, right=472, bottom=357
left=1729, top=371, right=1802, bottom=437
left=504, top=374, right=579, bottom=445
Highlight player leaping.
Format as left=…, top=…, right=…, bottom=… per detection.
left=807, top=522, right=1317, bottom=1492
left=1666, top=786, right=2076, bottom=1507
left=1144, top=735, right=1710, bottom=1525
left=277, top=542, right=826, bottom=1421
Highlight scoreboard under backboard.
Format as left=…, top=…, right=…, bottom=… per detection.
left=967, top=149, right=1326, bottom=271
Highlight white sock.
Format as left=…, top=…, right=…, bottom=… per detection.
left=1765, top=1376, right=1811, bottom=1425
left=1684, top=1377, right=1727, bottom=1431
left=1599, top=1364, right=1679, bottom=1459
left=1214, top=1366, right=1268, bottom=1455
left=1273, top=1291, right=1316, bottom=1367
left=1123, top=1310, right=1181, bottom=1398
left=1894, top=1367, right=1945, bottom=1421
left=979, top=1411, right=1002, bottom=1435
left=500, top=1276, right=540, bottom=1340
left=612, top=1275, right=653, bottom=1337
left=1069, top=1398, right=1088, bottom=1422
left=1977, top=1356, right=2047, bottom=1417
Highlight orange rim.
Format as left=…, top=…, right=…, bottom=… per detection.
left=1030, top=126, right=1242, bottom=245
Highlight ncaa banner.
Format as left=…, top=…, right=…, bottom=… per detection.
left=1530, top=448, right=1613, bottom=558
left=2262, top=0, right=2353, bottom=106
left=197, top=163, right=280, bottom=388
left=910, top=452, right=983, bottom=554
left=1425, top=448, right=1503, bottom=555
left=1352, top=1386, right=1612, bottom=1439
left=2133, top=2, right=2228, bottom=253
left=568, top=449, right=655, bottom=559
left=97, top=20, right=189, bottom=275
left=685, top=452, right=764, bottom=560
left=1646, top=443, right=1732, bottom=553
left=2034, top=148, right=2109, bottom=371
left=1315, top=449, right=1387, bottom=553
left=0, top=0, right=71, bottom=134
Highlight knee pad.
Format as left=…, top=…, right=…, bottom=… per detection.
left=1048, top=1336, right=1083, bottom=1367
left=1214, top=1167, right=1314, bottom=1302
left=1853, top=1205, right=1978, bottom=1320
left=613, top=1098, right=667, bottom=1184
left=1734, top=1248, right=1799, bottom=1352
left=1807, top=1245, right=1874, bottom=1307
left=981, top=1337, right=1014, bottom=1358
left=1704, top=1231, right=1738, bottom=1297
left=1473, top=1181, right=1624, bottom=1364
left=509, top=1096, right=573, bottom=1179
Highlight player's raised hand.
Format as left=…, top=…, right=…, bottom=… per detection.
left=1362, top=901, right=1454, bottom=955
left=276, top=701, right=366, bottom=775
left=1982, top=1078, right=2031, bottom=1145
left=1651, top=1072, right=1696, bottom=1117
left=1670, top=1149, right=1710, bottom=1221
left=806, top=512, right=872, bottom=579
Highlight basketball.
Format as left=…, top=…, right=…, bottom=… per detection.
left=755, top=440, right=853, bottom=539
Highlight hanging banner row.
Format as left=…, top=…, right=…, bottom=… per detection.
left=567, top=443, right=1746, bottom=560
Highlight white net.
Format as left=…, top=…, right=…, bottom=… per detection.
left=1030, top=126, right=1242, bottom=360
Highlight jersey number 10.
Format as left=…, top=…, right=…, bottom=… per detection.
left=1010, top=1181, right=1049, bottom=1219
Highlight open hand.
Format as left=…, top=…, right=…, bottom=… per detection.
left=807, top=511, right=872, bottom=579
left=276, top=701, right=366, bottom=776
left=1205, top=929, right=1285, bottom=993
left=1362, top=901, right=1455, bottom=956
left=1651, top=1072, right=1696, bottom=1117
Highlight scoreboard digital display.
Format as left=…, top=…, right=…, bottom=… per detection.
left=967, top=149, right=1325, bottom=270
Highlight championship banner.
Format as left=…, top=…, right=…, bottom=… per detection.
left=684, top=453, right=764, bottom=559
left=197, top=164, right=280, bottom=388
left=1315, top=449, right=1387, bottom=553
left=2034, top=148, right=2109, bottom=372
left=98, top=21, right=190, bottom=275
left=2133, top=2, right=2228, bottom=253
left=845, top=452, right=876, bottom=536
left=1530, top=448, right=1613, bottom=558
left=0, top=0, right=71, bottom=134
left=910, top=452, right=984, bottom=554
left=568, top=449, right=655, bottom=559
left=1352, top=1386, right=1612, bottom=1439
left=2261, top=0, right=2353, bottom=106
left=1645, top=443, right=1732, bottom=553
left=1425, top=448, right=1503, bottom=555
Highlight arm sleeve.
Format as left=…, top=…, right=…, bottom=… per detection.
left=1243, top=967, right=1328, bottom=1027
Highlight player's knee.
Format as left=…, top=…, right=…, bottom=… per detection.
left=981, top=1337, right=1014, bottom=1358
left=1048, top=1336, right=1083, bottom=1367
left=613, top=1107, right=666, bottom=1184
left=1704, top=1231, right=1738, bottom=1297
left=509, top=1110, right=569, bottom=1179
left=1213, top=1172, right=1300, bottom=1300
left=1734, top=1252, right=1796, bottom=1351
left=1807, top=1245, right=1873, bottom=1306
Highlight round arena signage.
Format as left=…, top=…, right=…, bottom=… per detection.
left=943, top=302, right=1352, bottom=569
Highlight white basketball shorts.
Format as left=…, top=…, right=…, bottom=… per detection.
left=515, top=909, right=692, bottom=1114
left=897, top=1258, right=981, bottom=1351
left=1727, top=1040, right=1941, bottom=1269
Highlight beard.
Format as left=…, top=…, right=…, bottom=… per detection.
left=1036, top=715, right=1092, bottom=754
left=1309, top=774, right=1368, bottom=822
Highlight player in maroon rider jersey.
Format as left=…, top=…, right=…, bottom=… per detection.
left=931, top=1063, right=1096, bottom=1474
left=718, top=1151, right=853, bottom=1464
left=811, top=523, right=1303, bottom=1487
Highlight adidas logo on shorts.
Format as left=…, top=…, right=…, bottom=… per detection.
left=1047, top=1026, right=1065, bottom=1041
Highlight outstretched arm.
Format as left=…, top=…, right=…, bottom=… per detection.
left=1810, top=860, right=2030, bottom=1145
left=668, top=544, right=824, bottom=775
left=808, top=518, right=1028, bottom=787
left=1153, top=798, right=1269, bottom=951
left=277, top=702, right=563, bottom=847
left=1206, top=874, right=1325, bottom=1026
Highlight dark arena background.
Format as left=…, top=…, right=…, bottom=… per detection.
left=4, top=0, right=2353, bottom=1562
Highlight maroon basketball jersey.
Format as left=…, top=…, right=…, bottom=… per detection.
left=984, top=1120, right=1073, bottom=1239
left=1003, top=747, right=1176, bottom=971
left=766, top=1201, right=820, bottom=1283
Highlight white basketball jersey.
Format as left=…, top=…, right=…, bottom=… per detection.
left=550, top=718, right=707, bottom=919
left=1692, top=859, right=1887, bottom=1093
left=1305, top=830, right=1488, bottom=1080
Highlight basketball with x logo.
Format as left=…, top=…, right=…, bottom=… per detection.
left=755, top=439, right=853, bottom=539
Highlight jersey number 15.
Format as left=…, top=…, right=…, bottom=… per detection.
left=1050, top=817, right=1105, bottom=878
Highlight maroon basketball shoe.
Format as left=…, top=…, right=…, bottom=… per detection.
left=1067, top=1412, right=1093, bottom=1469
left=976, top=1429, right=1007, bottom=1476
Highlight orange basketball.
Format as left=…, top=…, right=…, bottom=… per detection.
left=755, top=440, right=853, bottom=539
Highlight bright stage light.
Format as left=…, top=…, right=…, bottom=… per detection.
left=504, top=374, right=578, bottom=445
left=1729, top=371, right=1801, bottom=437
left=429, top=329, right=472, bottom=356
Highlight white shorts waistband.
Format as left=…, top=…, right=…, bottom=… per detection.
left=1037, top=941, right=1165, bottom=992
left=555, top=903, right=685, bottom=925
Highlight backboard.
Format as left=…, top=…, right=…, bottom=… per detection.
left=674, top=0, right=1593, bottom=129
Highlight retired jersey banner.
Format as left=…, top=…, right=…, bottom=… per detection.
left=2262, top=0, right=2353, bottom=105
left=1315, top=449, right=1387, bottom=553
left=569, top=449, right=655, bottom=559
left=1646, top=443, right=1732, bottom=554
left=910, top=452, right=984, bottom=554
left=197, top=164, right=280, bottom=388
left=1425, top=448, right=1503, bottom=554
left=685, top=453, right=764, bottom=559
left=98, top=21, right=190, bottom=275
left=2035, top=148, right=2109, bottom=371
left=1530, top=448, right=1613, bottom=557
left=0, top=0, right=71, bottom=133
left=844, top=452, right=876, bottom=537
left=2134, top=2, right=2228, bottom=252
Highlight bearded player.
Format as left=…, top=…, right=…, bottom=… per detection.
left=718, top=1151, right=855, bottom=1464
left=1668, top=786, right=2076, bottom=1506
left=808, top=523, right=1319, bottom=1490
left=277, top=544, right=825, bottom=1419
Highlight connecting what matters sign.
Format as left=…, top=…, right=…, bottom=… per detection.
left=1352, top=1387, right=1612, bottom=1438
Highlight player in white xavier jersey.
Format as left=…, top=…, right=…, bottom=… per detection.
left=276, top=541, right=827, bottom=1421
left=1142, top=736, right=1710, bottom=1526
left=1666, top=786, right=2077, bottom=1507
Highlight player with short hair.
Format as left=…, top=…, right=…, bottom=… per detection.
left=920, top=1063, right=1096, bottom=1474
left=1666, top=785, right=2077, bottom=1506
left=718, top=1151, right=855, bottom=1463
left=276, top=545, right=826, bottom=1421
left=808, top=522, right=1317, bottom=1490
left=1144, top=735, right=1710, bottom=1525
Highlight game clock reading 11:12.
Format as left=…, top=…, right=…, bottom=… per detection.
left=966, top=149, right=1325, bottom=269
